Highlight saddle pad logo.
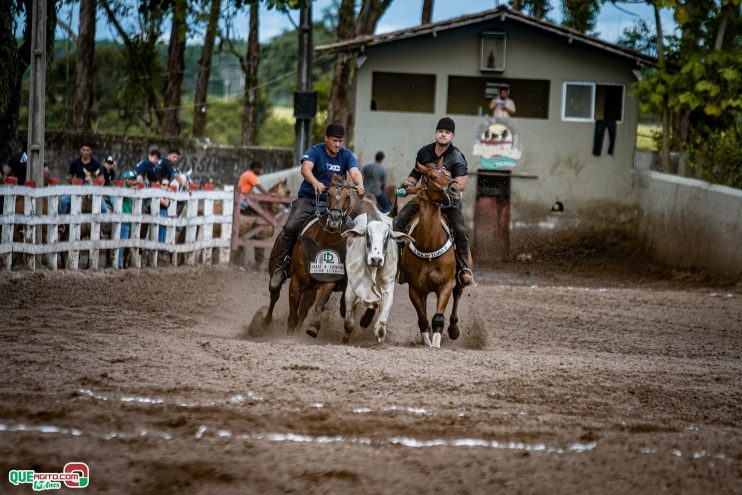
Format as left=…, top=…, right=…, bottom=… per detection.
left=310, top=249, right=345, bottom=275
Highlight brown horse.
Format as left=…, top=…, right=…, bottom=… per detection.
left=399, top=161, right=470, bottom=349
left=264, top=174, right=354, bottom=336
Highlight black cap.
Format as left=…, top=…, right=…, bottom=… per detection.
left=105, top=155, right=114, bottom=163
left=325, top=122, right=345, bottom=138
left=436, top=117, right=455, bottom=133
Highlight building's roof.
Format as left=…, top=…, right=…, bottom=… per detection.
left=316, top=6, right=656, bottom=66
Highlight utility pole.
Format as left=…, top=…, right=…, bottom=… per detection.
left=294, top=1, right=316, bottom=165
left=27, top=0, right=47, bottom=267
left=28, top=0, right=47, bottom=188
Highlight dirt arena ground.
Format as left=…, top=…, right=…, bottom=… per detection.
left=1, top=243, right=741, bottom=494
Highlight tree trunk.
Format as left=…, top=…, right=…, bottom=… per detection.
left=242, top=2, right=259, bottom=146
left=100, top=0, right=162, bottom=133
left=327, top=0, right=356, bottom=135
left=653, top=2, right=671, bottom=174
left=73, top=0, right=95, bottom=131
left=192, top=0, right=221, bottom=139
left=421, top=0, right=433, bottom=24
left=534, top=0, right=546, bottom=19
left=160, top=0, right=187, bottom=136
left=328, top=0, right=392, bottom=144
left=713, top=2, right=738, bottom=51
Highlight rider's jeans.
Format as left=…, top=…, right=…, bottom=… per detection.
left=274, top=196, right=318, bottom=266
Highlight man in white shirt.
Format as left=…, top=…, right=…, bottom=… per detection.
left=489, top=88, right=516, bottom=118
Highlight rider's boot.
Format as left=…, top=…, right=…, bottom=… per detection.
left=455, top=242, right=476, bottom=287
left=269, top=256, right=291, bottom=291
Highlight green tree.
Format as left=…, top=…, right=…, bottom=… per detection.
left=0, top=0, right=56, bottom=164
left=632, top=0, right=741, bottom=186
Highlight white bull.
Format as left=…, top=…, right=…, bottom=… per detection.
left=342, top=209, right=413, bottom=344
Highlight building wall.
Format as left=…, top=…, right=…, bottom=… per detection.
left=353, top=19, right=641, bottom=248
left=635, top=170, right=742, bottom=279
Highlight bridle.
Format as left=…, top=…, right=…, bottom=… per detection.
left=420, top=166, right=459, bottom=208
left=316, top=182, right=354, bottom=233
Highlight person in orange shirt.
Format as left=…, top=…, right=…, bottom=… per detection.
left=239, top=160, right=269, bottom=212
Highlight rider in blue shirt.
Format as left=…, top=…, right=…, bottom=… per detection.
left=269, top=122, right=365, bottom=291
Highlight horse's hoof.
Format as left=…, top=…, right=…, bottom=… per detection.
left=432, top=332, right=441, bottom=349
left=342, top=334, right=350, bottom=344
left=375, top=325, right=386, bottom=344
left=448, top=325, right=460, bottom=340
left=421, top=332, right=432, bottom=348
left=306, top=327, right=319, bottom=338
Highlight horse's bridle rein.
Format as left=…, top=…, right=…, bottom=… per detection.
left=316, top=182, right=354, bottom=233
left=420, top=166, right=459, bottom=208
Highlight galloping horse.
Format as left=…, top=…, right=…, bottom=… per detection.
left=398, top=160, right=471, bottom=349
left=264, top=174, right=354, bottom=336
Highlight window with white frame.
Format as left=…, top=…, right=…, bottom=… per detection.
left=562, top=82, right=624, bottom=122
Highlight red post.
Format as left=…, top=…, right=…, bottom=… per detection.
left=115, top=180, right=124, bottom=187
left=151, top=182, right=161, bottom=189
left=204, top=184, right=215, bottom=191
left=71, top=178, right=84, bottom=185
left=4, top=177, right=19, bottom=185
left=92, top=177, right=104, bottom=186
left=189, top=183, right=200, bottom=191
left=24, top=181, right=36, bottom=187
left=48, top=177, right=60, bottom=185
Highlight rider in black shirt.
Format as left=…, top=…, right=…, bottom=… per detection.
left=393, top=117, right=475, bottom=286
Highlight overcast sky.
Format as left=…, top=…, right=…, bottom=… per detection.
left=55, top=0, right=676, bottom=46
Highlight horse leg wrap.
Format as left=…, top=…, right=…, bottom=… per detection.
left=432, top=313, right=445, bottom=334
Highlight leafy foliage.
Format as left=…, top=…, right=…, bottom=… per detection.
left=629, top=0, right=741, bottom=188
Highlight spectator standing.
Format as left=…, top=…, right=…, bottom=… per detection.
left=118, top=170, right=137, bottom=269
left=489, top=87, right=516, bottom=118
left=238, top=160, right=268, bottom=211
left=362, top=151, right=392, bottom=214
left=61, top=141, right=102, bottom=214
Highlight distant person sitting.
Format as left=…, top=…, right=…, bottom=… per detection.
left=101, top=155, right=116, bottom=185
left=161, top=148, right=186, bottom=189
left=489, top=87, right=516, bottom=118
left=362, top=151, right=392, bottom=214
left=135, top=149, right=162, bottom=186
left=238, top=160, right=269, bottom=213
left=100, top=155, right=117, bottom=212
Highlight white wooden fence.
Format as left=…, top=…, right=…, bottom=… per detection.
left=0, top=184, right=233, bottom=271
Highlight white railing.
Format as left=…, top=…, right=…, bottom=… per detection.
left=0, top=185, right=233, bottom=271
